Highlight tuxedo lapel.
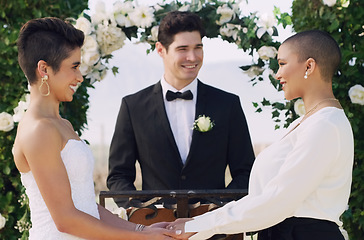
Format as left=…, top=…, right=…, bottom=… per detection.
left=152, top=82, right=183, bottom=165
left=194, top=80, right=208, bottom=118
left=184, top=80, right=208, bottom=166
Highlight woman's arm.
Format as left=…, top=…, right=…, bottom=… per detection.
left=22, top=120, right=176, bottom=240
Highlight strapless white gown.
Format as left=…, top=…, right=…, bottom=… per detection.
left=21, top=139, right=100, bottom=240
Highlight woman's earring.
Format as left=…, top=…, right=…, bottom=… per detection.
left=304, top=71, right=308, bottom=79
left=39, top=75, right=50, bottom=96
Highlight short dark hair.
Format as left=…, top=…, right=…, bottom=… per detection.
left=158, top=11, right=205, bottom=51
left=17, top=17, right=84, bottom=84
left=283, top=30, right=341, bottom=81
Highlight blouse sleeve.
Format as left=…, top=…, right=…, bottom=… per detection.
left=186, top=118, right=342, bottom=239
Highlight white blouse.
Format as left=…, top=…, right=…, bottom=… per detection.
left=185, top=107, right=354, bottom=240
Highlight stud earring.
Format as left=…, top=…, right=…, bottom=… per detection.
left=304, top=71, right=308, bottom=79
left=39, top=75, right=50, bottom=96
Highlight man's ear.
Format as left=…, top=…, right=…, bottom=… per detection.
left=155, top=42, right=166, bottom=57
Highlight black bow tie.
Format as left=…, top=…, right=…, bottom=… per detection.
left=166, top=90, right=193, bottom=101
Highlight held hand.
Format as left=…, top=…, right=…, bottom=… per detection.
left=166, top=218, right=196, bottom=240
left=150, top=221, right=172, bottom=229
left=144, top=224, right=185, bottom=240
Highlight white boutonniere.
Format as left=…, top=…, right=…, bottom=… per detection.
left=193, top=115, right=214, bottom=132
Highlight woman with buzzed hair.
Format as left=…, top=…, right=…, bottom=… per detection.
left=169, top=30, right=354, bottom=240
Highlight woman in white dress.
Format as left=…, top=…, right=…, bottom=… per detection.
left=12, top=17, right=179, bottom=240
left=168, top=30, right=354, bottom=240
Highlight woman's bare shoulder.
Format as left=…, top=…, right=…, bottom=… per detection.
left=17, top=117, right=63, bottom=156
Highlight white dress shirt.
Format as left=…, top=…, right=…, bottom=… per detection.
left=161, top=77, right=197, bottom=164
left=185, top=107, right=354, bottom=239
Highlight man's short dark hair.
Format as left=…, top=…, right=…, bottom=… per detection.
left=158, top=11, right=205, bottom=51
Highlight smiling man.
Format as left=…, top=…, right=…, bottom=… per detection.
left=107, top=11, right=255, bottom=208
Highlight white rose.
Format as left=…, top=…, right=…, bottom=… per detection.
left=322, top=0, right=337, bottom=7
left=74, top=17, right=92, bottom=36
left=129, top=5, right=155, bottom=28
left=149, top=26, right=159, bottom=42
left=294, top=99, right=306, bottom=117
left=83, top=35, right=98, bottom=53
left=82, top=50, right=100, bottom=67
left=348, top=84, right=364, bottom=105
left=244, top=66, right=264, bottom=78
left=0, top=112, right=14, bottom=132
left=0, top=213, right=6, bottom=229
left=258, top=46, right=278, bottom=60
left=13, top=96, right=30, bottom=123
left=216, top=4, right=235, bottom=25
left=81, top=36, right=100, bottom=67
left=194, top=115, right=214, bottom=132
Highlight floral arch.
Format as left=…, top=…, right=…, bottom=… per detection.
left=6, top=0, right=361, bottom=131
left=1, top=0, right=364, bottom=239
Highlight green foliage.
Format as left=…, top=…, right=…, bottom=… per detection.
left=1, top=0, right=363, bottom=239
left=291, top=0, right=364, bottom=238
left=0, top=0, right=88, bottom=238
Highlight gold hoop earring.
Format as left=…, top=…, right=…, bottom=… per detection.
left=304, top=71, right=308, bottom=79
left=39, top=75, right=50, bottom=96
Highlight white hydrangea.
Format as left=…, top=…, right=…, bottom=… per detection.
left=113, top=1, right=134, bottom=27
left=294, top=99, right=306, bottom=117
left=129, top=5, right=155, bottom=28
left=257, top=46, right=278, bottom=60
left=348, top=84, right=364, bottom=105
left=96, top=21, right=126, bottom=56
left=256, top=13, right=277, bottom=39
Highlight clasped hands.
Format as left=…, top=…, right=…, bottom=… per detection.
left=149, top=218, right=196, bottom=239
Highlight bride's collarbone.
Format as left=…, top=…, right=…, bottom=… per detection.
left=51, top=119, right=80, bottom=143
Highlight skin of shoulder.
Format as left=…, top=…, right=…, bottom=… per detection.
left=16, top=116, right=76, bottom=219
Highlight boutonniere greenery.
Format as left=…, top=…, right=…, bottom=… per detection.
left=193, top=115, right=214, bottom=132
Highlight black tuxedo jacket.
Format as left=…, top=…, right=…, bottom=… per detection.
left=107, top=80, right=255, bottom=205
